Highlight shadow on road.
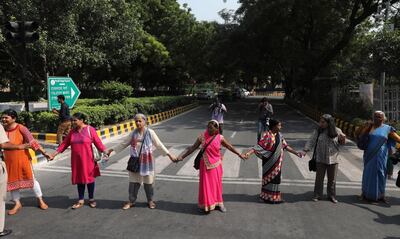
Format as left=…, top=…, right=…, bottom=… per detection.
left=151, top=200, right=205, bottom=215
left=6, top=196, right=126, bottom=210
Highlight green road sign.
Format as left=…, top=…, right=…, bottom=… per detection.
left=47, top=76, right=81, bottom=110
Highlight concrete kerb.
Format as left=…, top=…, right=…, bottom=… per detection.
left=31, top=103, right=199, bottom=164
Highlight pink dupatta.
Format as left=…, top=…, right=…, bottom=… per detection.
left=201, top=130, right=221, bottom=170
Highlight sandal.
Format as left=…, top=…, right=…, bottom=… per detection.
left=88, top=200, right=97, bottom=208
left=71, top=201, right=84, bottom=209
left=148, top=201, right=156, bottom=209
left=122, top=202, right=135, bottom=210
left=38, top=198, right=49, bottom=210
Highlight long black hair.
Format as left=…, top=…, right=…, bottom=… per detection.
left=320, top=114, right=338, bottom=138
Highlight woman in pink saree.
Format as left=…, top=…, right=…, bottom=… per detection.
left=178, top=120, right=245, bottom=213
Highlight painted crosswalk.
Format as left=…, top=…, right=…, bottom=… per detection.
left=36, top=144, right=399, bottom=187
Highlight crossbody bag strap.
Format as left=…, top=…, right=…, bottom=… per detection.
left=137, top=129, right=148, bottom=156
left=202, top=135, right=217, bottom=151
left=312, top=131, right=321, bottom=159
left=87, top=126, right=93, bottom=142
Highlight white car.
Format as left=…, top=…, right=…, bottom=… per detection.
left=235, top=88, right=250, bottom=98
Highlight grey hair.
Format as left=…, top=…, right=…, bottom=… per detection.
left=374, top=111, right=387, bottom=121
left=134, top=113, right=147, bottom=122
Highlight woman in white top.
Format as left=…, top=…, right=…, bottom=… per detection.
left=107, top=114, right=177, bottom=209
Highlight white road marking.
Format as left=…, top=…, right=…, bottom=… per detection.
left=34, top=166, right=400, bottom=190
left=176, top=150, right=199, bottom=176
left=155, top=147, right=180, bottom=174
left=106, top=155, right=130, bottom=171
left=338, top=157, right=363, bottom=182
left=222, top=148, right=242, bottom=178
left=287, top=152, right=315, bottom=180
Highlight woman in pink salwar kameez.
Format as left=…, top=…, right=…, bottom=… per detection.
left=178, top=120, right=245, bottom=213
left=50, top=112, right=107, bottom=209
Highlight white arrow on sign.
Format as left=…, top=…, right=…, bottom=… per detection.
left=71, top=88, right=75, bottom=98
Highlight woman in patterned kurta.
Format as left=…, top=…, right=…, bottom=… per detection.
left=245, top=119, right=302, bottom=204
left=1, top=109, right=49, bottom=215
left=178, top=120, right=245, bottom=213
left=50, top=112, right=107, bottom=209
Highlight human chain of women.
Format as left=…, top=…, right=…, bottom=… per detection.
left=34, top=142, right=400, bottom=191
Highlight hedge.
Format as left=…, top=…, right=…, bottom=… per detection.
left=17, top=96, right=194, bottom=132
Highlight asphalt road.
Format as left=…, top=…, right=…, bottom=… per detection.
left=5, top=98, right=400, bottom=239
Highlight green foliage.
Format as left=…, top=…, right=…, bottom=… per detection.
left=32, top=112, right=58, bottom=133
left=100, top=81, right=133, bottom=102
left=337, top=98, right=373, bottom=122
left=30, top=96, right=194, bottom=132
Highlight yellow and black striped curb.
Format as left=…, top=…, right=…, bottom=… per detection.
left=285, top=99, right=359, bottom=140
left=30, top=103, right=198, bottom=163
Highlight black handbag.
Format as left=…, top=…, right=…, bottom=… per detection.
left=127, top=130, right=147, bottom=172
left=396, top=171, right=400, bottom=188
left=194, top=135, right=217, bottom=170
left=357, top=125, right=372, bottom=150
left=357, top=134, right=369, bottom=150
left=308, top=131, right=320, bottom=172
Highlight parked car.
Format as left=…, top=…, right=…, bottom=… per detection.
left=197, top=89, right=215, bottom=100
left=234, top=88, right=250, bottom=98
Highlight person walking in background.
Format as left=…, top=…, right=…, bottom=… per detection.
left=303, top=114, right=346, bottom=203
left=52, top=95, right=72, bottom=145
left=1, top=109, right=50, bottom=215
left=178, top=120, right=245, bottom=213
left=358, top=111, right=400, bottom=203
left=0, top=124, right=30, bottom=237
left=107, top=113, right=177, bottom=210
left=244, top=119, right=302, bottom=204
left=257, top=97, right=273, bottom=142
left=49, top=112, right=108, bottom=209
left=209, top=97, right=227, bottom=134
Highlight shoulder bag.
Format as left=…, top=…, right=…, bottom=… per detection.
left=308, top=131, right=321, bottom=172
left=357, top=125, right=372, bottom=150
left=87, top=126, right=102, bottom=162
left=127, top=130, right=148, bottom=173
left=194, top=135, right=217, bottom=170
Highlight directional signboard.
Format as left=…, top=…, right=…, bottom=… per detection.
left=47, top=76, right=81, bottom=110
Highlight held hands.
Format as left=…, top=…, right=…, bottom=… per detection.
left=47, top=152, right=57, bottom=161
left=238, top=153, right=247, bottom=160
left=106, top=149, right=114, bottom=157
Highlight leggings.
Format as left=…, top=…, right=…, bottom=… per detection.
left=77, top=182, right=95, bottom=200
left=11, top=179, right=43, bottom=201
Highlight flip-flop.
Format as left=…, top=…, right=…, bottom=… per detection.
left=88, top=200, right=97, bottom=208
left=71, top=201, right=84, bottom=209
left=122, top=202, right=135, bottom=210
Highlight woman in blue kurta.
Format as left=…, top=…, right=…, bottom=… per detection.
left=360, top=111, right=400, bottom=203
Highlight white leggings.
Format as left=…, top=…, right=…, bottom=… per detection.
left=10, top=179, right=43, bottom=201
